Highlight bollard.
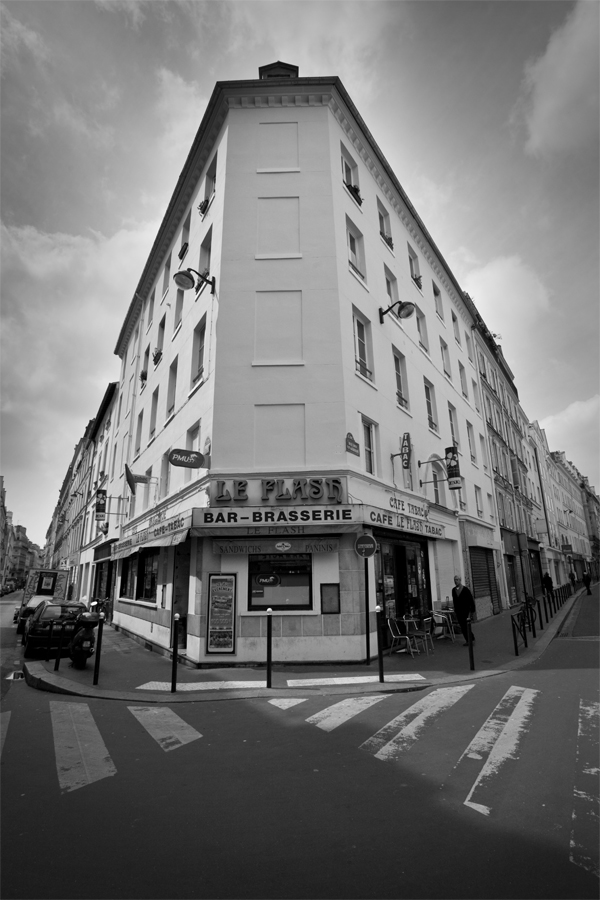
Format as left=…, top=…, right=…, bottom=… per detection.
left=46, top=621, right=55, bottom=662
left=467, top=618, right=475, bottom=671
left=511, top=616, right=519, bottom=657
left=535, top=597, right=543, bottom=631
left=171, top=614, right=179, bottom=693
left=375, top=605, right=385, bottom=683
left=93, top=614, right=105, bottom=686
left=266, top=608, right=273, bottom=689
left=54, top=623, right=66, bottom=671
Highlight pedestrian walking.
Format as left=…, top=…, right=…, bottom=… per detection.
left=542, top=572, right=554, bottom=599
left=569, top=571, right=576, bottom=588
left=582, top=571, right=592, bottom=595
left=452, top=575, right=476, bottom=646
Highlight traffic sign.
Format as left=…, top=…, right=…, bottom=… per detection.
left=355, top=534, right=377, bottom=558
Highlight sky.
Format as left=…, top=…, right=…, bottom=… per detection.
left=1, top=0, right=598, bottom=547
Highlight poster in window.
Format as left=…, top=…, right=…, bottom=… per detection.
left=207, top=574, right=236, bottom=653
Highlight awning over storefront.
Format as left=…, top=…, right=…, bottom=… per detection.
left=111, top=529, right=189, bottom=560
left=93, top=539, right=118, bottom=562
left=112, top=512, right=192, bottom=560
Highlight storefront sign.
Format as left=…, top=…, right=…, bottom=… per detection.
left=206, top=574, right=236, bottom=654
left=445, top=446, right=461, bottom=490
left=168, top=449, right=205, bottom=468
left=212, top=538, right=340, bottom=555
left=95, top=489, right=107, bottom=521
left=388, top=494, right=429, bottom=519
left=364, top=506, right=445, bottom=539
left=112, top=513, right=192, bottom=558
left=211, top=476, right=346, bottom=505
left=346, top=433, right=360, bottom=456
left=400, top=433, right=411, bottom=469
left=198, top=506, right=355, bottom=528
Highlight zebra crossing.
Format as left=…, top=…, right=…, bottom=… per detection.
left=1, top=682, right=598, bottom=877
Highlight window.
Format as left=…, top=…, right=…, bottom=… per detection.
left=179, top=211, right=191, bottom=261
left=459, top=363, right=468, bottom=398
left=161, top=253, right=171, bottom=301
left=167, top=357, right=178, bottom=418
left=487, top=493, right=495, bottom=521
left=472, top=380, right=480, bottom=412
left=160, top=451, right=170, bottom=500
left=184, top=422, right=201, bottom=484
left=197, top=228, right=212, bottom=293
left=142, top=345, right=150, bottom=380
left=475, top=486, right=484, bottom=518
left=111, top=443, right=118, bottom=480
left=155, top=316, right=166, bottom=363
left=448, top=403, right=460, bottom=447
left=416, top=307, right=429, bottom=352
left=478, top=351, right=487, bottom=379
left=353, top=312, right=372, bottom=380
left=130, top=326, right=139, bottom=364
left=424, top=379, right=438, bottom=432
left=451, top=311, right=461, bottom=344
left=136, top=548, right=160, bottom=602
left=440, top=338, right=451, bottom=378
left=173, top=289, right=184, bottom=333
left=377, top=200, right=393, bottom=249
left=433, top=283, right=444, bottom=320
left=134, top=411, right=143, bottom=456
left=485, top=395, right=493, bottom=424
left=249, top=554, right=312, bottom=611
left=466, top=421, right=476, bottom=462
left=346, top=217, right=366, bottom=279
left=146, top=290, right=155, bottom=331
left=384, top=266, right=398, bottom=310
left=480, top=434, right=488, bottom=469
left=408, top=244, right=422, bottom=289
left=149, top=388, right=159, bottom=439
left=362, top=418, right=376, bottom=474
left=393, top=350, right=409, bottom=409
left=143, top=467, right=153, bottom=511
left=199, top=153, right=217, bottom=214
left=465, top=332, right=473, bottom=362
left=341, top=144, right=361, bottom=204
left=191, top=318, right=206, bottom=386
left=120, top=553, right=138, bottom=598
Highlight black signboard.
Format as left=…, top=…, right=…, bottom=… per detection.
left=95, top=489, right=107, bottom=521
left=445, top=446, right=461, bottom=490
left=168, top=449, right=205, bottom=468
left=401, top=432, right=411, bottom=469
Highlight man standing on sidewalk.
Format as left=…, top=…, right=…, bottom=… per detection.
left=452, top=575, right=476, bottom=646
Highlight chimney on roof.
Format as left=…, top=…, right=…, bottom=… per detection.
left=258, top=61, right=299, bottom=79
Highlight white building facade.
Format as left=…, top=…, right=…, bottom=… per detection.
left=107, top=62, right=504, bottom=665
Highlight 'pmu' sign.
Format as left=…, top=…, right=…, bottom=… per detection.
left=168, top=449, right=205, bottom=468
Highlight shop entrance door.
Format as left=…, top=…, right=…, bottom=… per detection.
left=375, top=540, right=429, bottom=621
left=172, top=540, right=190, bottom=650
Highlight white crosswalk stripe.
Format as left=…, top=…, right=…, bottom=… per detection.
left=569, top=699, right=599, bottom=877
left=268, top=698, right=307, bottom=709
left=461, top=686, right=539, bottom=816
left=127, top=706, right=202, bottom=751
left=359, top=685, right=474, bottom=759
left=50, top=701, right=117, bottom=793
left=305, top=695, right=389, bottom=731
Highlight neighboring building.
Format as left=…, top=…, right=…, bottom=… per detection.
left=550, top=451, right=592, bottom=580
left=0, top=477, right=8, bottom=589
left=528, top=421, right=566, bottom=585
left=102, top=60, right=504, bottom=665
left=580, top=476, right=600, bottom=580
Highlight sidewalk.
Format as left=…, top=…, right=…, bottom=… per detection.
left=22, top=587, right=590, bottom=703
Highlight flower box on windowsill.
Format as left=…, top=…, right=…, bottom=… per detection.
left=412, top=274, right=423, bottom=290
left=380, top=232, right=394, bottom=250
left=152, top=350, right=163, bottom=366
left=139, top=370, right=148, bottom=384
left=344, top=181, right=363, bottom=206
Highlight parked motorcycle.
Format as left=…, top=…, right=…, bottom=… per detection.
left=68, top=612, right=99, bottom=669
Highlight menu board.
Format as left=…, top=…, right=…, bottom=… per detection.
left=206, top=574, right=236, bottom=654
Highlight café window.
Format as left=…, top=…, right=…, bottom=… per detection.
left=248, top=554, right=312, bottom=611
left=119, top=553, right=138, bottom=598
left=136, top=548, right=160, bottom=602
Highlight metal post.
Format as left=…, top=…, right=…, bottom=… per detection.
left=375, top=605, right=385, bottom=683
left=467, top=618, right=475, bottom=670
left=528, top=603, right=536, bottom=639
left=54, top=623, right=65, bottom=671
left=535, top=597, right=543, bottom=630
left=93, top=614, right=105, bottom=686
left=170, top=614, right=179, bottom=693
left=511, top=616, right=519, bottom=657
left=266, top=608, right=273, bottom=689
left=46, top=621, right=55, bottom=662
left=364, top=557, right=371, bottom=665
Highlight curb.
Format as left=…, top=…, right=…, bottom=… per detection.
left=21, top=591, right=581, bottom=703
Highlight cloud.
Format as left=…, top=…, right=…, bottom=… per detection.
left=94, top=0, right=148, bottom=30
left=0, top=219, right=159, bottom=483
left=517, top=0, right=599, bottom=158
left=52, top=98, right=116, bottom=150
left=462, top=253, right=550, bottom=331
left=0, top=5, right=51, bottom=73
left=155, top=68, right=208, bottom=166
left=539, top=395, right=600, bottom=491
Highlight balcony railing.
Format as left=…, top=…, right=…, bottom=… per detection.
left=396, top=391, right=408, bottom=409
left=344, top=181, right=363, bottom=205
left=355, top=358, right=373, bottom=381
left=428, top=417, right=438, bottom=433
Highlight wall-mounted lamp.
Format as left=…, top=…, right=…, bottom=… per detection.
left=379, top=301, right=415, bottom=324
left=173, top=268, right=216, bottom=294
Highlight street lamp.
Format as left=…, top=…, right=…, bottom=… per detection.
left=379, top=300, right=415, bottom=324
left=173, top=268, right=216, bottom=294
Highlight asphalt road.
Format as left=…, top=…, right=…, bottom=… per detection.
left=1, top=594, right=598, bottom=900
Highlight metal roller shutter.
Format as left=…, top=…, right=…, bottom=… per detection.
left=469, top=547, right=501, bottom=614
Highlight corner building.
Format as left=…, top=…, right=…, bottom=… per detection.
left=110, top=62, right=502, bottom=664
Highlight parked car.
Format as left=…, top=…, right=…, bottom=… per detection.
left=23, top=601, right=87, bottom=658
left=16, top=595, right=47, bottom=635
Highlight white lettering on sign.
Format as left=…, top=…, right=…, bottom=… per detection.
left=368, top=508, right=443, bottom=539
left=201, top=507, right=354, bottom=526
left=389, top=496, right=429, bottom=519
